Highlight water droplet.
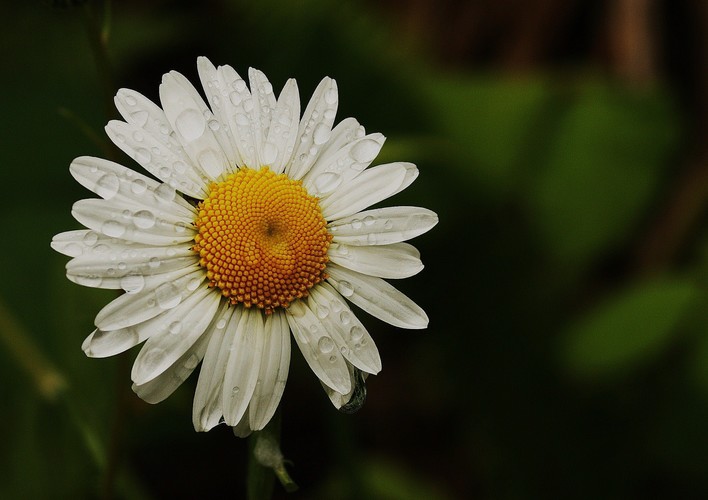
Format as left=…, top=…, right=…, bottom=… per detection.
left=363, top=216, right=375, bottom=226
left=318, top=336, right=335, bottom=354
left=132, top=130, right=144, bottom=142
left=349, top=325, right=364, bottom=342
left=124, top=95, right=137, bottom=106
left=337, top=280, right=354, bottom=297
left=117, top=261, right=127, bottom=270
left=234, top=79, right=247, bottom=92
left=339, top=311, right=351, bottom=324
left=184, top=353, right=200, bottom=370
left=175, top=222, right=190, bottom=233
left=313, top=123, right=331, bottom=145
left=63, top=243, right=83, bottom=257
left=175, top=108, right=206, bottom=141
left=78, top=275, right=103, bottom=287
left=243, top=98, right=254, bottom=112
left=262, top=142, right=278, bottom=164
left=107, top=267, right=116, bottom=276
left=95, top=173, right=120, bottom=199
left=324, top=108, right=336, bottom=120
left=155, top=282, right=181, bottom=309
left=83, top=231, right=99, bottom=246
left=229, top=91, right=242, bottom=106
left=135, top=147, right=151, bottom=164
left=340, top=346, right=349, bottom=356
left=120, top=274, right=145, bottom=293
left=187, top=277, right=201, bottom=291
left=316, top=303, right=330, bottom=319
left=159, top=124, right=170, bottom=135
left=102, top=220, right=126, bottom=238
left=351, top=219, right=362, bottom=229
left=325, top=88, right=337, bottom=105
left=133, top=210, right=156, bottom=229
left=328, top=355, right=337, bottom=363
left=173, top=161, right=187, bottom=174
left=314, top=172, right=342, bottom=193
left=155, top=183, right=176, bottom=202
left=208, top=119, right=220, bottom=131
left=231, top=386, right=240, bottom=396
left=216, top=318, right=227, bottom=329
left=131, top=110, right=149, bottom=127
left=168, top=321, right=182, bottom=334
left=93, top=244, right=110, bottom=254
left=383, top=219, right=393, bottom=230
left=351, top=138, right=380, bottom=163
left=131, top=178, right=147, bottom=194
left=148, top=257, right=160, bottom=269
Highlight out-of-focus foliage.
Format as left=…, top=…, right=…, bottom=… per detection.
left=1, top=0, right=707, bottom=499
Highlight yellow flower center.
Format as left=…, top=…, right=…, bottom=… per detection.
left=193, top=167, right=332, bottom=312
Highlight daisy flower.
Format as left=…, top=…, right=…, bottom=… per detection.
left=51, top=57, right=438, bottom=435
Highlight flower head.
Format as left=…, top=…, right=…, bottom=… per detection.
left=52, top=57, right=438, bottom=435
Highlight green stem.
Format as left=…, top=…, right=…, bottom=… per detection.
left=246, top=410, right=298, bottom=499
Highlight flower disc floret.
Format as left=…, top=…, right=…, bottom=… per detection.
left=193, top=167, right=332, bottom=312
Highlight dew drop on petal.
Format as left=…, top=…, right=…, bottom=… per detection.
left=318, top=336, right=335, bottom=354
left=314, top=172, right=342, bottom=193
left=133, top=210, right=156, bottom=229
left=155, top=183, right=176, bottom=203
left=63, top=243, right=83, bottom=257
left=184, top=353, right=200, bottom=370
left=131, top=178, right=147, bottom=195
left=313, top=123, right=331, bottom=145
left=120, top=274, right=145, bottom=294
left=102, top=220, right=126, bottom=238
left=349, top=325, right=364, bottom=342
left=155, top=282, right=181, bottom=309
left=187, top=276, right=202, bottom=291
left=216, top=318, right=227, bottom=329
left=175, top=109, right=206, bottom=141
left=325, top=88, right=337, bottom=105
left=337, top=280, right=354, bottom=297
left=168, top=321, right=182, bottom=335
left=231, top=386, right=240, bottom=396
left=148, top=257, right=161, bottom=269
left=350, top=139, right=380, bottom=163
left=135, top=148, right=151, bottom=164
left=351, top=219, right=362, bottom=229
left=83, top=231, right=99, bottom=246
left=95, top=173, right=120, bottom=199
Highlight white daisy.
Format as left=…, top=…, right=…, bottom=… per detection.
left=51, top=57, right=438, bottom=436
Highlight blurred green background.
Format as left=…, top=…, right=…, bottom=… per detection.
left=1, top=0, right=707, bottom=498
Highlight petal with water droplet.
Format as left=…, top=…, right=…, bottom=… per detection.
left=327, top=263, right=428, bottom=329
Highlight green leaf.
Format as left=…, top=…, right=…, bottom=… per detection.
left=560, top=277, right=698, bottom=378
left=529, top=82, right=680, bottom=267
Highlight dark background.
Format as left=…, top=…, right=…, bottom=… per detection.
left=1, top=0, right=707, bottom=498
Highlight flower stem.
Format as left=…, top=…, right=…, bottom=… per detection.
left=246, top=410, right=298, bottom=499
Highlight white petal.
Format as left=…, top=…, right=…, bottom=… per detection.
left=159, top=72, right=229, bottom=180
left=263, top=79, right=300, bottom=174
left=193, top=303, right=240, bottom=432
left=66, top=243, right=195, bottom=290
left=322, top=362, right=368, bottom=410
left=328, top=242, right=423, bottom=279
left=309, top=283, right=381, bottom=374
left=94, top=266, right=205, bottom=330
left=215, top=64, right=258, bottom=168
left=105, top=121, right=208, bottom=199
left=51, top=229, right=101, bottom=258
left=286, top=77, right=338, bottom=180
left=70, top=156, right=197, bottom=217
left=285, top=299, right=352, bottom=394
left=71, top=198, right=195, bottom=247
left=311, top=118, right=365, bottom=166
left=320, top=162, right=414, bottom=220
left=132, top=327, right=210, bottom=404
left=326, top=263, right=428, bottom=329
left=249, top=67, right=277, bottom=165
left=303, top=132, right=385, bottom=197
left=329, top=206, right=438, bottom=246
left=195, top=57, right=243, bottom=170
left=222, top=308, right=265, bottom=426
left=82, top=327, right=141, bottom=358
left=131, top=284, right=221, bottom=385
left=249, top=311, right=290, bottom=431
